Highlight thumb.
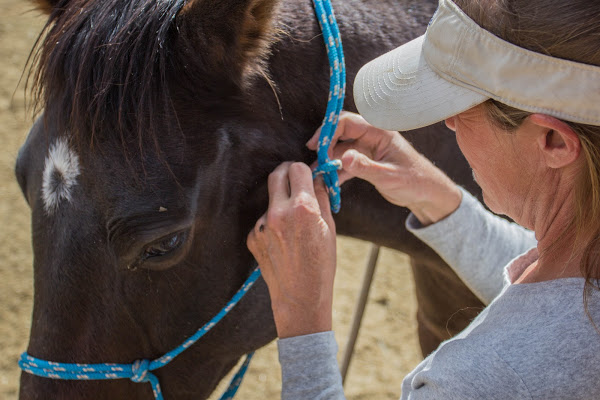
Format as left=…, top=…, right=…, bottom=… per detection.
left=341, top=149, right=383, bottom=184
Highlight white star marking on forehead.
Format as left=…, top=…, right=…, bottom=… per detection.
left=42, top=138, right=81, bottom=214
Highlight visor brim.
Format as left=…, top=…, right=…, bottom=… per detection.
left=353, top=35, right=488, bottom=132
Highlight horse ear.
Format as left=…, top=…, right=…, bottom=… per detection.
left=32, top=0, right=64, bottom=14
left=176, top=0, right=279, bottom=83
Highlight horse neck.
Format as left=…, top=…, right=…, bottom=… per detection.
left=210, top=0, right=440, bottom=224
left=261, top=0, right=437, bottom=133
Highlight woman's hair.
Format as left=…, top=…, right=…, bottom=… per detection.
left=454, top=0, right=600, bottom=306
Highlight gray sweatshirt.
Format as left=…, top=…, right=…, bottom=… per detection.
left=277, top=190, right=600, bottom=399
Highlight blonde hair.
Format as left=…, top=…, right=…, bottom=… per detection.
left=454, top=0, right=600, bottom=301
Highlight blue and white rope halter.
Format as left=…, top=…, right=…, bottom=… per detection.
left=19, top=0, right=346, bottom=398
left=311, top=0, right=346, bottom=214
left=20, top=267, right=261, bottom=400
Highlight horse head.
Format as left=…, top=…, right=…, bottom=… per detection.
left=16, top=0, right=299, bottom=398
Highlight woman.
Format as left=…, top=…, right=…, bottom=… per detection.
left=247, top=0, right=600, bottom=398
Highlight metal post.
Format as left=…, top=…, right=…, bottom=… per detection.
left=341, top=244, right=381, bottom=384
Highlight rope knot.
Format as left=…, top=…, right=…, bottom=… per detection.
left=131, top=359, right=151, bottom=383
left=312, top=159, right=342, bottom=213
left=313, top=159, right=342, bottom=176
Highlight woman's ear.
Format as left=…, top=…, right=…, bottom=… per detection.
left=529, top=113, right=581, bottom=169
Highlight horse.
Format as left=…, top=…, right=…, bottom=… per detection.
left=16, top=0, right=484, bottom=398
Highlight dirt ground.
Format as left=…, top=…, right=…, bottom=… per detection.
left=0, top=1, right=422, bottom=398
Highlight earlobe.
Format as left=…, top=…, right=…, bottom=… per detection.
left=530, top=114, right=581, bottom=169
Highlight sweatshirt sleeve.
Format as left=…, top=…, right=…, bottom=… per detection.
left=277, top=331, right=346, bottom=400
left=406, top=188, right=536, bottom=304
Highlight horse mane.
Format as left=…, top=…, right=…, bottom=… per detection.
left=30, top=0, right=188, bottom=151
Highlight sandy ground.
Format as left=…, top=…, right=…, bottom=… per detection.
left=0, top=1, right=422, bottom=398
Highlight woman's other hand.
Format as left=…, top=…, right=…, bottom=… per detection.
left=247, top=162, right=337, bottom=339
left=307, top=111, right=462, bottom=226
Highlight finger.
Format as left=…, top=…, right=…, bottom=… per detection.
left=313, top=176, right=334, bottom=224
left=324, top=113, right=371, bottom=162
left=254, top=213, right=267, bottom=234
left=330, top=140, right=372, bottom=162
left=307, top=112, right=364, bottom=156
left=306, top=125, right=322, bottom=150
left=337, top=168, right=355, bottom=186
left=333, top=112, right=370, bottom=142
left=319, top=113, right=354, bottom=160
left=309, top=140, right=361, bottom=174
left=247, top=219, right=271, bottom=268
left=341, top=149, right=390, bottom=183
left=248, top=214, right=265, bottom=249
left=288, top=162, right=317, bottom=198
left=268, top=162, right=293, bottom=205
left=246, top=229, right=259, bottom=258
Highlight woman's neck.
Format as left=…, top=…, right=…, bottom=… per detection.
left=516, top=185, right=584, bottom=283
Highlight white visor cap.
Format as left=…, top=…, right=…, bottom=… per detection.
left=355, top=0, right=600, bottom=131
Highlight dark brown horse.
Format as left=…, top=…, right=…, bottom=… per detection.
left=16, top=0, right=484, bottom=398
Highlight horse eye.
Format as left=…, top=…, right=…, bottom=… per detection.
left=143, top=231, right=186, bottom=259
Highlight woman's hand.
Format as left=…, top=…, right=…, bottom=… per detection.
left=308, top=111, right=462, bottom=226
left=247, top=162, right=337, bottom=339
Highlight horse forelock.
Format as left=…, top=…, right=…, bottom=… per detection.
left=30, top=0, right=283, bottom=156
left=30, top=0, right=189, bottom=151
